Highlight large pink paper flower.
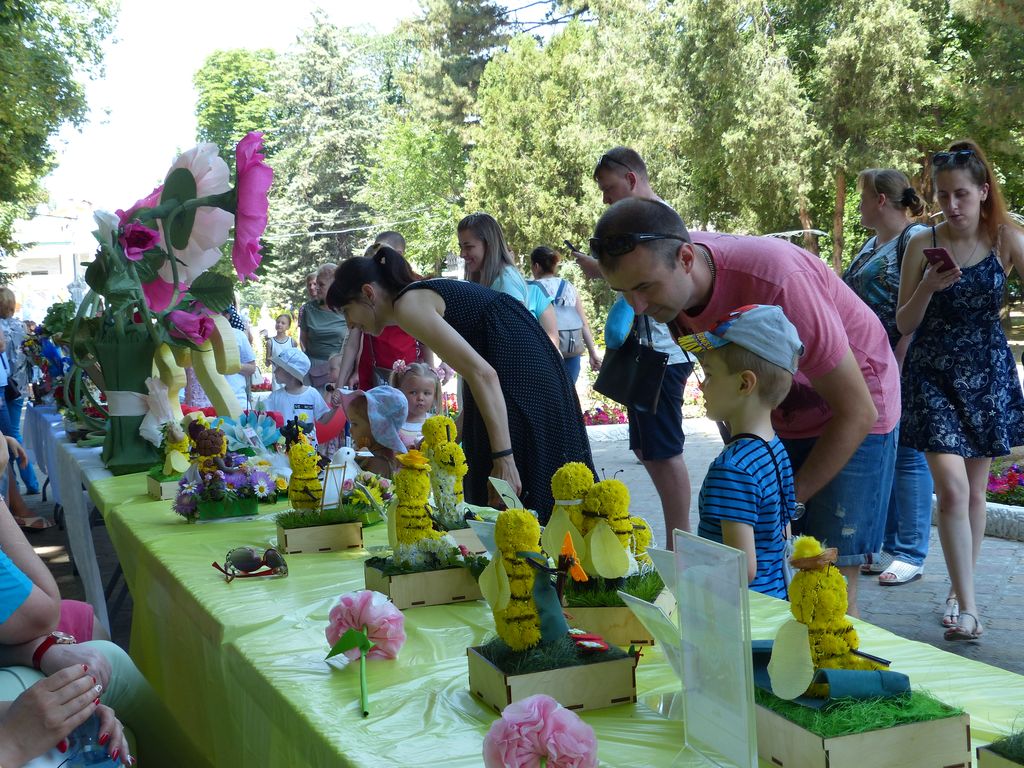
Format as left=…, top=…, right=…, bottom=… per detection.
left=141, top=276, right=185, bottom=313
left=167, top=310, right=216, bottom=346
left=483, top=695, right=598, bottom=768
left=119, top=221, right=161, bottom=262
left=155, top=142, right=233, bottom=286
left=325, top=590, right=405, bottom=661
left=232, top=132, right=273, bottom=281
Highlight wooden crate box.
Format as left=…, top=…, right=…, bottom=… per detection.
left=364, top=563, right=482, bottom=610
left=147, top=475, right=179, bottom=501
left=565, top=589, right=676, bottom=647
left=978, top=746, right=1023, bottom=768
left=467, top=646, right=637, bottom=714
left=276, top=522, right=363, bottom=554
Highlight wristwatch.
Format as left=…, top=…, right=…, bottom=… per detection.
left=793, top=502, right=807, bottom=521
left=32, top=630, right=77, bottom=670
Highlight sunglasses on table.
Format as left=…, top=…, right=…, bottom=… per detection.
left=932, top=149, right=975, bottom=168
left=212, top=547, right=288, bottom=582
left=589, top=233, right=689, bottom=259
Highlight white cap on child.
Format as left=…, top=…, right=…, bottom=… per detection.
left=271, top=346, right=312, bottom=381
left=676, top=304, right=804, bottom=374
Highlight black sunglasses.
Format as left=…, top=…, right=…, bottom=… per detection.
left=933, top=149, right=975, bottom=168
left=597, top=153, right=637, bottom=175
left=589, top=233, right=688, bottom=259
left=212, top=547, right=288, bottom=582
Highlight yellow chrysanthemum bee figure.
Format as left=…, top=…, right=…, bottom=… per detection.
left=550, top=462, right=594, bottom=534
left=394, top=449, right=441, bottom=545
left=582, top=479, right=633, bottom=547
left=492, top=509, right=542, bottom=652
left=433, top=441, right=468, bottom=506
left=420, top=414, right=457, bottom=452
left=787, top=536, right=885, bottom=696
left=287, top=432, right=323, bottom=510
left=630, top=516, right=653, bottom=566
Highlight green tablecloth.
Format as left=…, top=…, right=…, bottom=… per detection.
left=90, top=474, right=1024, bottom=766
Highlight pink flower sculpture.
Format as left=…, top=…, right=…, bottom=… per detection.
left=483, top=694, right=598, bottom=768
left=118, top=221, right=161, bottom=261
left=141, top=276, right=186, bottom=313
left=326, top=590, right=405, bottom=661
left=232, top=132, right=273, bottom=281
left=117, top=185, right=164, bottom=227
left=167, top=310, right=216, bottom=346
left=155, top=142, right=233, bottom=286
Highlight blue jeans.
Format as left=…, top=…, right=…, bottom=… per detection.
left=783, top=427, right=898, bottom=567
left=562, top=354, right=581, bottom=384
left=877, top=444, right=932, bottom=566
left=5, top=396, right=39, bottom=492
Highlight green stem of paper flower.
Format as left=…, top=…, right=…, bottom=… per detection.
left=125, top=261, right=162, bottom=348
left=360, top=625, right=369, bottom=718
left=162, top=207, right=183, bottom=309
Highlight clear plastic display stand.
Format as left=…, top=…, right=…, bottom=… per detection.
left=673, top=529, right=758, bottom=768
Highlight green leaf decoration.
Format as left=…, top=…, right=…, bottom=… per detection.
left=586, top=521, right=630, bottom=579
left=541, top=506, right=584, bottom=560
left=133, top=249, right=167, bottom=284
left=84, top=258, right=108, bottom=296
left=187, top=271, right=235, bottom=312
left=479, top=555, right=510, bottom=610
left=161, top=167, right=198, bottom=250
left=326, top=627, right=375, bottom=660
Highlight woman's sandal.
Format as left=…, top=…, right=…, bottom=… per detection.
left=941, top=597, right=959, bottom=628
left=944, top=611, right=983, bottom=642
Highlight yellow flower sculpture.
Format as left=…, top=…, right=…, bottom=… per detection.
left=787, top=536, right=885, bottom=696
left=581, top=479, right=632, bottom=547
left=551, top=462, right=594, bottom=533
left=394, top=449, right=440, bottom=545
left=433, top=441, right=467, bottom=505
left=493, top=509, right=542, bottom=651
left=287, top=432, right=323, bottom=510
left=420, top=415, right=457, bottom=450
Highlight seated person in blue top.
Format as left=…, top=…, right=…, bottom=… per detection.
left=679, top=305, right=803, bottom=599
left=0, top=433, right=205, bottom=767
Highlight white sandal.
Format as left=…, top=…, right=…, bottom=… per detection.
left=878, top=560, right=924, bottom=586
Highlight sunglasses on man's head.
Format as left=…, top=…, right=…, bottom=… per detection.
left=589, top=233, right=688, bottom=259
left=597, top=153, right=637, bottom=175
left=212, top=547, right=288, bottom=582
left=933, top=149, right=975, bottom=168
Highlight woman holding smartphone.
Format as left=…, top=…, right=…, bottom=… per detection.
left=896, top=139, right=1024, bottom=642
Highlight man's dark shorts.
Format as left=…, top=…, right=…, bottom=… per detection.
left=627, top=362, right=693, bottom=461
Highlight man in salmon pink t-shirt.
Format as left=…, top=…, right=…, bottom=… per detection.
left=591, top=197, right=900, bottom=615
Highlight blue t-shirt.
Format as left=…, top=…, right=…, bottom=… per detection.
left=698, top=435, right=793, bottom=599
left=0, top=546, right=33, bottom=623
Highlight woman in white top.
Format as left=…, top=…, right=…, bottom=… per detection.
left=529, top=246, right=601, bottom=383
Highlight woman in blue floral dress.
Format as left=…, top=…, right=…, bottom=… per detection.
left=897, top=140, right=1024, bottom=642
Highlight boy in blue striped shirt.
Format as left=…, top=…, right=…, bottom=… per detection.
left=678, top=305, right=803, bottom=599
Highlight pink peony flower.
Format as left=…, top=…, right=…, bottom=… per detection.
left=155, top=143, right=233, bottom=286
left=483, top=695, right=597, bottom=768
left=118, top=221, right=161, bottom=261
left=141, top=276, right=186, bottom=313
left=167, top=310, right=216, bottom=346
left=325, top=590, right=405, bottom=661
left=231, top=131, right=273, bottom=281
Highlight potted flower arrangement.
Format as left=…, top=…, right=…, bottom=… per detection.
left=979, top=730, right=1024, bottom=767
left=469, top=508, right=638, bottom=713
left=545, top=464, right=669, bottom=647
left=363, top=449, right=488, bottom=609
left=172, top=464, right=274, bottom=522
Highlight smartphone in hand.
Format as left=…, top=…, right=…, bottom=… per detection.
left=564, top=239, right=582, bottom=253
left=923, top=247, right=958, bottom=273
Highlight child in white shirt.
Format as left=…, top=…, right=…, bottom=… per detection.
left=389, top=361, right=441, bottom=449
left=265, top=346, right=332, bottom=447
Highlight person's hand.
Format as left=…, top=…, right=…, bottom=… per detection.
left=40, top=642, right=113, bottom=692
left=0, top=664, right=102, bottom=767
left=330, top=388, right=345, bottom=407
left=95, top=703, right=131, bottom=765
left=346, top=372, right=359, bottom=389
left=5, top=435, right=27, bottom=468
left=920, top=262, right=961, bottom=294
left=589, top=351, right=603, bottom=372
left=573, top=250, right=604, bottom=280
left=487, top=455, right=522, bottom=508
left=437, top=362, right=455, bottom=384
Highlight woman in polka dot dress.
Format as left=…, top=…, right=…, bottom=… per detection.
left=328, top=245, right=594, bottom=520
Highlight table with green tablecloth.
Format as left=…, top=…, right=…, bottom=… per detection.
left=86, top=473, right=1024, bottom=767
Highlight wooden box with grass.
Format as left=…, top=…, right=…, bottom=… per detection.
left=146, top=474, right=180, bottom=501
left=467, top=645, right=637, bottom=713
left=978, top=744, right=1024, bottom=767
left=754, top=693, right=972, bottom=768
left=565, top=588, right=675, bottom=647
left=364, top=563, right=483, bottom=610
left=275, top=507, right=364, bottom=555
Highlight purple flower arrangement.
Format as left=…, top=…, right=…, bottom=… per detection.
left=173, top=457, right=276, bottom=520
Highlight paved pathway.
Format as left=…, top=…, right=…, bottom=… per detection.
left=590, top=418, right=1024, bottom=675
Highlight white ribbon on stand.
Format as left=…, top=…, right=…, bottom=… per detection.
left=105, top=377, right=175, bottom=448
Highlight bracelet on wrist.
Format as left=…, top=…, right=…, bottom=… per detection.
left=491, top=448, right=514, bottom=459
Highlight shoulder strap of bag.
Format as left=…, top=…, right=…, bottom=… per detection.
left=554, top=279, right=567, bottom=303
left=895, top=223, right=916, bottom=272
left=728, top=433, right=792, bottom=527
left=641, top=315, right=654, bottom=344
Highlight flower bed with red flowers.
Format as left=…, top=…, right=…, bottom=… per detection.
left=583, top=404, right=627, bottom=426
left=987, top=462, right=1024, bottom=505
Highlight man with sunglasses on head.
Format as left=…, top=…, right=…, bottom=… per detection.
left=572, top=146, right=696, bottom=546
left=590, top=197, right=901, bottom=616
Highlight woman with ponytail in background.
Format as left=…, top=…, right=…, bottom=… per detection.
left=897, top=140, right=1024, bottom=642
left=327, top=246, right=593, bottom=521
left=844, top=169, right=932, bottom=587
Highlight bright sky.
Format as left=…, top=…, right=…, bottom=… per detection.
left=44, top=0, right=422, bottom=211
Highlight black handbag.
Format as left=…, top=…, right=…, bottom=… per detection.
left=1, top=354, right=17, bottom=402
left=593, top=316, right=668, bottom=413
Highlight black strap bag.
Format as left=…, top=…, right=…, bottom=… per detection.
left=593, top=316, right=668, bottom=413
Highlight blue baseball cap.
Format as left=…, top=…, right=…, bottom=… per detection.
left=677, top=304, right=803, bottom=374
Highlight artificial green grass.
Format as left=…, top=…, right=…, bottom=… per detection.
left=275, top=505, right=361, bottom=529
left=475, top=634, right=629, bottom=676
left=754, top=688, right=963, bottom=739
left=564, top=569, right=665, bottom=608
left=988, top=730, right=1024, bottom=763
left=365, top=553, right=490, bottom=578
left=146, top=465, right=181, bottom=482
